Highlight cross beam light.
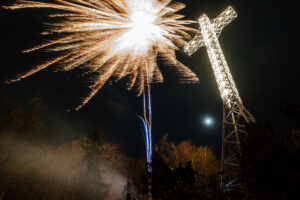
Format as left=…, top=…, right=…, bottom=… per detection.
left=184, top=6, right=242, bottom=107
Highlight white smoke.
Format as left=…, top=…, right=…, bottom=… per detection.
left=0, top=134, right=127, bottom=200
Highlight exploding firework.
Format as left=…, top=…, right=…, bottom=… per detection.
left=3, top=0, right=199, bottom=110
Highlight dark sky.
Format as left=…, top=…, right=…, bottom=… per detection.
left=0, top=0, right=298, bottom=158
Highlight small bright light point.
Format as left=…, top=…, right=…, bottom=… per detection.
left=203, top=117, right=214, bottom=126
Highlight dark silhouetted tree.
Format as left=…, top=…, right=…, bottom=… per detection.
left=239, top=122, right=300, bottom=200
left=151, top=153, right=174, bottom=200
left=282, top=98, right=300, bottom=136
left=0, top=94, right=45, bottom=142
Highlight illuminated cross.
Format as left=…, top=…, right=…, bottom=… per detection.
left=184, top=6, right=255, bottom=191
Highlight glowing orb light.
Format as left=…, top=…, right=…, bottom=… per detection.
left=203, top=117, right=214, bottom=126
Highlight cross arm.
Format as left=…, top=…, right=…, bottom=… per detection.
left=212, top=6, right=237, bottom=38
left=184, top=32, right=205, bottom=56
left=184, top=6, right=237, bottom=56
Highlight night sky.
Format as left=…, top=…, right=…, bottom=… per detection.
left=0, top=0, right=298, bottom=158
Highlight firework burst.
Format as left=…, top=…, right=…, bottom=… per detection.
left=3, top=0, right=199, bottom=110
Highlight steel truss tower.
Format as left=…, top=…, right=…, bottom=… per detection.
left=184, top=6, right=255, bottom=191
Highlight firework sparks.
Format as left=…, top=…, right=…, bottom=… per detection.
left=3, top=0, right=199, bottom=110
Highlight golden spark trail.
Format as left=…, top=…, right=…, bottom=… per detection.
left=3, top=0, right=199, bottom=110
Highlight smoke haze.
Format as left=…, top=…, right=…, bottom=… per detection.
left=0, top=134, right=127, bottom=200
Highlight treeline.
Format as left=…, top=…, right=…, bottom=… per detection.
left=0, top=94, right=299, bottom=200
